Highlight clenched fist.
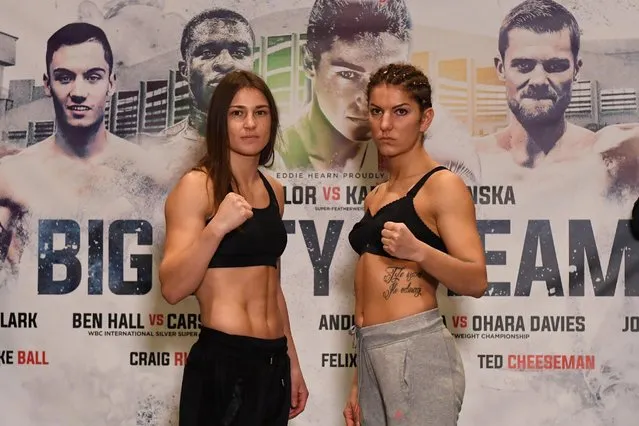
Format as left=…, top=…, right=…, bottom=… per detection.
left=381, top=221, right=423, bottom=262
left=208, top=192, right=253, bottom=236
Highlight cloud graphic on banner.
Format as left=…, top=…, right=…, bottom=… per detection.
left=0, top=144, right=21, bottom=159
left=163, top=0, right=310, bottom=20
left=554, top=0, right=639, bottom=28
left=101, top=0, right=166, bottom=19
left=424, top=103, right=482, bottom=186
left=495, top=0, right=639, bottom=38
left=137, top=393, right=178, bottom=425
left=77, top=0, right=185, bottom=69
left=8, top=362, right=179, bottom=425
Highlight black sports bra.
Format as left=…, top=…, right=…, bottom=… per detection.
left=207, top=171, right=287, bottom=268
left=348, top=166, right=448, bottom=258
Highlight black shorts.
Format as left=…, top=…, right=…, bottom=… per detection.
left=179, top=326, right=291, bottom=426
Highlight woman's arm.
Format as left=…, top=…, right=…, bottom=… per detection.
left=381, top=171, right=487, bottom=298
left=266, top=173, right=309, bottom=418
left=415, top=172, right=487, bottom=297
left=159, top=169, right=256, bottom=305
left=159, top=171, right=223, bottom=304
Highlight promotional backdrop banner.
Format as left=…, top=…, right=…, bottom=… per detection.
left=1, top=0, right=639, bottom=425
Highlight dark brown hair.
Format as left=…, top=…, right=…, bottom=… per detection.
left=198, top=70, right=279, bottom=210
left=498, top=0, right=580, bottom=61
left=367, top=63, right=432, bottom=112
left=306, top=0, right=411, bottom=67
left=46, top=22, right=114, bottom=76
left=180, top=8, right=255, bottom=60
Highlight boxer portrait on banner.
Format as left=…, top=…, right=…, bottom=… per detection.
left=475, top=0, right=639, bottom=201
left=274, top=0, right=412, bottom=173
left=151, top=8, right=256, bottom=181
left=474, top=0, right=597, bottom=178
left=467, top=1, right=639, bottom=422
left=0, top=22, right=162, bottom=272
left=272, top=0, right=481, bottom=182
left=594, top=122, right=639, bottom=198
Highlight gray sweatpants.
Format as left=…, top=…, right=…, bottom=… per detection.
left=355, top=309, right=465, bottom=425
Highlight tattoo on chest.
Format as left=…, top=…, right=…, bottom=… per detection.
left=382, top=266, right=424, bottom=300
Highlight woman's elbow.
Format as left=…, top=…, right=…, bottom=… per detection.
left=159, top=265, right=182, bottom=305
left=470, top=269, right=488, bottom=298
left=160, top=283, right=182, bottom=305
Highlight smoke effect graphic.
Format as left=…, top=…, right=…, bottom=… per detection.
left=78, top=0, right=185, bottom=69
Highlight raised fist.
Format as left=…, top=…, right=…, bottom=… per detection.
left=208, top=192, right=254, bottom=236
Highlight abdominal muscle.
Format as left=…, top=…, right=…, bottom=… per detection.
left=355, top=254, right=438, bottom=327
left=194, top=265, right=285, bottom=339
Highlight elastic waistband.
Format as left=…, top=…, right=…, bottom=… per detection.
left=197, top=326, right=288, bottom=356
left=355, top=308, right=444, bottom=341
